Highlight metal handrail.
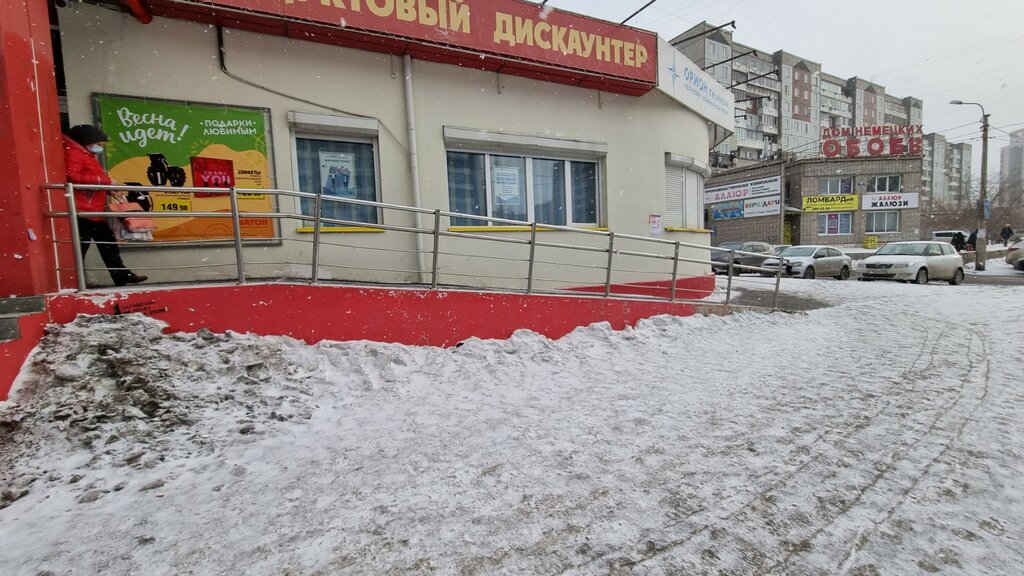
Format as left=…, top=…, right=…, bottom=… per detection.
left=45, top=183, right=784, bottom=308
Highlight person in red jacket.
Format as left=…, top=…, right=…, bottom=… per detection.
left=63, top=125, right=147, bottom=287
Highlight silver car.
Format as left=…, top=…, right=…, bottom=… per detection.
left=854, top=241, right=964, bottom=285
left=762, top=245, right=852, bottom=280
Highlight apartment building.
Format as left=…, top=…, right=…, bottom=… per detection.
left=922, top=134, right=973, bottom=211
left=999, top=129, right=1024, bottom=210
left=674, top=22, right=982, bottom=241
left=673, top=22, right=922, bottom=170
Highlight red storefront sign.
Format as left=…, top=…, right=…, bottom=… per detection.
left=820, top=124, right=923, bottom=158
left=155, top=0, right=657, bottom=87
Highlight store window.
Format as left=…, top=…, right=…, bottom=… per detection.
left=446, top=152, right=598, bottom=226
left=865, top=210, right=900, bottom=233
left=867, top=175, right=902, bottom=192
left=289, top=112, right=381, bottom=227
left=444, top=127, right=604, bottom=227
left=816, top=212, right=852, bottom=235
left=818, top=177, right=853, bottom=195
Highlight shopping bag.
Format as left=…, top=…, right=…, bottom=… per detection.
left=108, top=200, right=157, bottom=233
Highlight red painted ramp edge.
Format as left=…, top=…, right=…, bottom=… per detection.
left=2, top=277, right=714, bottom=400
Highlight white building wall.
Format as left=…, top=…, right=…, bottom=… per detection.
left=59, top=4, right=712, bottom=290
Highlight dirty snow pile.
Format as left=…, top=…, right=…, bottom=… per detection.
left=2, top=278, right=1024, bottom=575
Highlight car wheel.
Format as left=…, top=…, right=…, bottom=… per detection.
left=949, top=268, right=964, bottom=285
left=914, top=268, right=929, bottom=285
left=836, top=266, right=850, bottom=280
left=804, top=266, right=815, bottom=279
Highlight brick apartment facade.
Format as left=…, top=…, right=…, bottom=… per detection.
left=708, top=156, right=924, bottom=248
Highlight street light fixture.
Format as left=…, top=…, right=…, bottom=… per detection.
left=949, top=99, right=990, bottom=271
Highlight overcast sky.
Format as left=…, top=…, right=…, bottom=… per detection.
left=542, top=0, right=1024, bottom=179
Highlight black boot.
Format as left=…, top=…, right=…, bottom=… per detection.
left=114, top=272, right=148, bottom=286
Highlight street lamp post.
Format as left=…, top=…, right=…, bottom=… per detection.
left=950, top=100, right=989, bottom=271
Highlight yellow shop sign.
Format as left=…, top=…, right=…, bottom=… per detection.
left=802, top=194, right=858, bottom=212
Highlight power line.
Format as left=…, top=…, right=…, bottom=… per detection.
left=621, top=0, right=658, bottom=25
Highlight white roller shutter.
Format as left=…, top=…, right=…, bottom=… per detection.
left=684, top=170, right=704, bottom=228
left=664, top=164, right=684, bottom=228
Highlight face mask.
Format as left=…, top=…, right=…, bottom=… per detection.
left=87, top=144, right=104, bottom=154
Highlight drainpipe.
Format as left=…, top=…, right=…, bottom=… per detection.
left=120, top=0, right=153, bottom=24
left=403, top=54, right=426, bottom=283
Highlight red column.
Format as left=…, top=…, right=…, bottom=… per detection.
left=0, top=0, right=67, bottom=296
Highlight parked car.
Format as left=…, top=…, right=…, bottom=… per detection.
left=854, top=241, right=964, bottom=285
left=1005, top=238, right=1024, bottom=271
left=931, top=229, right=970, bottom=243
left=762, top=245, right=852, bottom=279
left=710, top=241, right=774, bottom=275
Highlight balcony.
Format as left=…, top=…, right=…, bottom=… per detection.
left=737, top=137, right=766, bottom=150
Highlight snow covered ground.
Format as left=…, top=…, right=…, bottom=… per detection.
left=1, top=274, right=1023, bottom=575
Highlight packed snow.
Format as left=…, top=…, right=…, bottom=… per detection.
left=1, top=274, right=1022, bottom=575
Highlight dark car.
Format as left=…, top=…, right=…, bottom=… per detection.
left=710, top=241, right=774, bottom=275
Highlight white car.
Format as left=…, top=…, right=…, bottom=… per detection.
left=762, top=245, right=852, bottom=279
left=855, top=241, right=964, bottom=285
left=1006, top=238, right=1024, bottom=271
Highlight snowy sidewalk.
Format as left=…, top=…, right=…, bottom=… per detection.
left=2, top=278, right=1023, bottom=575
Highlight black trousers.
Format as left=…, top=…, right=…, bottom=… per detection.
left=77, top=218, right=130, bottom=285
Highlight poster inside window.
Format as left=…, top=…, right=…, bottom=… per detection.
left=95, top=94, right=274, bottom=242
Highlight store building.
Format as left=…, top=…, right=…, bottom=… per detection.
left=706, top=154, right=924, bottom=248
left=1, top=0, right=732, bottom=297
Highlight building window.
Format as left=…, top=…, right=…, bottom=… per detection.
left=295, top=136, right=378, bottom=225
left=816, top=212, right=852, bottom=235
left=446, top=151, right=598, bottom=226
left=819, top=177, right=853, bottom=194
left=867, top=175, right=902, bottom=192
left=865, top=210, right=900, bottom=233
left=288, top=112, right=382, bottom=227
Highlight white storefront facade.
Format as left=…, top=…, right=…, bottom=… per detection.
left=56, top=0, right=732, bottom=289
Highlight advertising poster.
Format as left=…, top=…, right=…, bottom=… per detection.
left=704, top=176, right=781, bottom=204
left=493, top=166, right=522, bottom=206
left=318, top=152, right=355, bottom=198
left=827, top=213, right=840, bottom=235
left=743, top=196, right=781, bottom=218
left=95, top=95, right=274, bottom=242
left=648, top=214, right=663, bottom=236
left=711, top=200, right=744, bottom=220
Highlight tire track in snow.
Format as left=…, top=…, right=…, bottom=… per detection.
left=558, top=306, right=991, bottom=575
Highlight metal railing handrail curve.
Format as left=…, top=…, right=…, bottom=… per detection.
left=44, top=182, right=784, bottom=308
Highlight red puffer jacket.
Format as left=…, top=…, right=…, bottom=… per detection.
left=62, top=135, right=113, bottom=221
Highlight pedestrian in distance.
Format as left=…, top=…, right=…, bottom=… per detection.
left=62, top=124, right=148, bottom=287
left=1000, top=224, right=1014, bottom=246
left=952, top=231, right=967, bottom=252
left=966, top=229, right=978, bottom=252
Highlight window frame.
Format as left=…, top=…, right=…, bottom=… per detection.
left=287, top=112, right=383, bottom=230
left=867, top=175, right=902, bottom=193
left=819, top=177, right=853, bottom=195
left=865, top=209, right=900, bottom=234
left=816, top=212, right=853, bottom=236
left=445, top=148, right=602, bottom=227
left=443, top=127, right=606, bottom=229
